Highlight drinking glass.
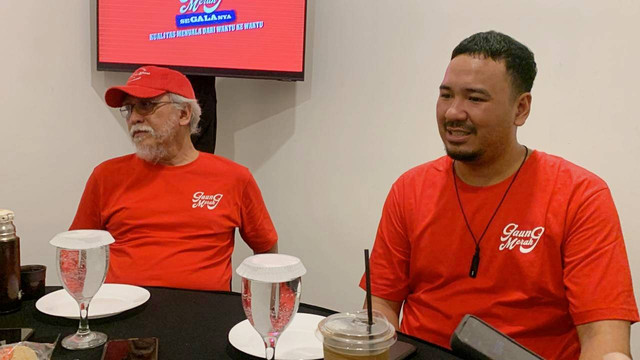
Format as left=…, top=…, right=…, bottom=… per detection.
left=56, top=244, right=109, bottom=350
left=241, top=277, right=302, bottom=360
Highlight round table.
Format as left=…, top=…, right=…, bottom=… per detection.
left=1, top=286, right=462, bottom=359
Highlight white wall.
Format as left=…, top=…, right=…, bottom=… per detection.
left=2, top=0, right=639, bottom=355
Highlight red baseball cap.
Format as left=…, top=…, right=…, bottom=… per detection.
left=104, top=66, right=195, bottom=107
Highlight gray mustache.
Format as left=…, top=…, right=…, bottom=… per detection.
left=130, top=124, right=155, bottom=137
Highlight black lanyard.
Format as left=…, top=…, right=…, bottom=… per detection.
left=452, top=145, right=528, bottom=278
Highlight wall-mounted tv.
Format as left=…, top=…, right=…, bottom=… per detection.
left=97, top=0, right=307, bottom=81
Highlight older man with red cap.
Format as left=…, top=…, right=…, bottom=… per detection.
left=70, top=66, right=278, bottom=291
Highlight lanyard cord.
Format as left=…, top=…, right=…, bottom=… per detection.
left=452, top=145, right=528, bottom=278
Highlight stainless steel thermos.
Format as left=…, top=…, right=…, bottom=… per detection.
left=0, top=209, right=21, bottom=313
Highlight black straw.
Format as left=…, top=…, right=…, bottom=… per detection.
left=364, top=249, right=373, bottom=327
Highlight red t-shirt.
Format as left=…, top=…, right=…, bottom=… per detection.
left=360, top=151, right=638, bottom=359
left=70, top=152, right=277, bottom=291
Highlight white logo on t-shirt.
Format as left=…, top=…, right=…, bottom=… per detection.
left=192, top=191, right=223, bottom=210
left=499, top=223, right=544, bottom=253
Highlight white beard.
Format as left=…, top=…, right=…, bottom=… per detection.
left=129, top=117, right=179, bottom=164
left=134, top=141, right=169, bottom=164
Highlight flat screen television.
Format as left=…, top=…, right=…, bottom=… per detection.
left=97, top=0, right=307, bottom=80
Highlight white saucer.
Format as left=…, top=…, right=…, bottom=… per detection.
left=228, top=313, right=325, bottom=360
left=36, top=283, right=150, bottom=319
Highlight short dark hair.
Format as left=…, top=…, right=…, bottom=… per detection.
left=451, top=31, right=537, bottom=95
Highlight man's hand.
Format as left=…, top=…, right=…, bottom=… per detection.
left=364, top=295, right=402, bottom=330
left=577, top=320, right=631, bottom=360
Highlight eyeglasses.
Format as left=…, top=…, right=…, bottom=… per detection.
left=119, top=101, right=176, bottom=119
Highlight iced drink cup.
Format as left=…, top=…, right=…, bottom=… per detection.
left=316, top=310, right=397, bottom=360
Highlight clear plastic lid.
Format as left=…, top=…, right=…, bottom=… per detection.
left=236, top=254, right=306, bottom=282
left=316, top=310, right=397, bottom=351
left=49, top=230, right=115, bottom=249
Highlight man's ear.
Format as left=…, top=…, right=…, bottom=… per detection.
left=514, top=92, right=531, bottom=127
left=178, top=104, right=192, bottom=126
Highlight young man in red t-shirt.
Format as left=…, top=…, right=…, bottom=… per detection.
left=70, top=66, right=277, bottom=291
left=361, top=31, right=638, bottom=359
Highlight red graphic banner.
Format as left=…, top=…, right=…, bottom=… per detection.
left=98, top=0, right=306, bottom=74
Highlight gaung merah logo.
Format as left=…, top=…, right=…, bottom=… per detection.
left=128, top=68, right=151, bottom=82
left=176, top=0, right=236, bottom=28
left=180, top=0, right=222, bottom=13
left=498, top=223, right=544, bottom=253
left=192, top=191, right=223, bottom=210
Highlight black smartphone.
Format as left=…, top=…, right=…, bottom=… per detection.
left=389, top=340, right=418, bottom=360
left=450, top=315, right=543, bottom=360
left=100, top=337, right=158, bottom=360
left=0, top=328, right=34, bottom=345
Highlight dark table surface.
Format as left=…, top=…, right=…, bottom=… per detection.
left=0, top=286, right=462, bottom=359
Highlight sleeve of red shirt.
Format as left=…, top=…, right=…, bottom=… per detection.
left=69, top=168, right=104, bottom=230
left=563, top=186, right=639, bottom=325
left=359, top=178, right=411, bottom=303
left=238, top=172, right=278, bottom=253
